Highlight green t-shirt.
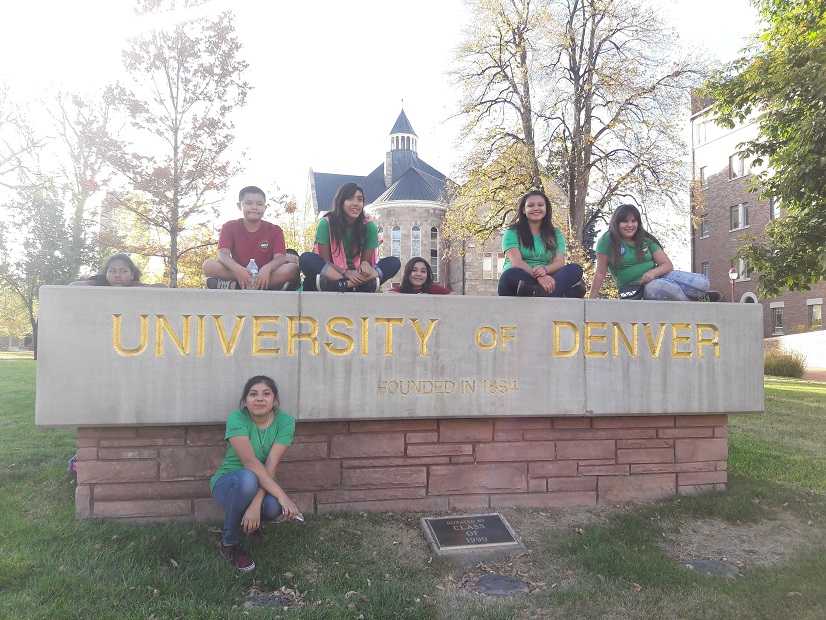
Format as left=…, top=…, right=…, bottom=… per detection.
left=501, top=227, right=566, bottom=271
left=314, top=217, right=379, bottom=269
left=595, top=232, right=662, bottom=287
left=209, top=409, right=296, bottom=491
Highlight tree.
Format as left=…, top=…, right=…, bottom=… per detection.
left=704, top=0, right=826, bottom=295
left=107, top=0, right=250, bottom=287
left=449, top=0, right=704, bottom=251
left=0, top=283, right=31, bottom=346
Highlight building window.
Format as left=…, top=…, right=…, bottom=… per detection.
left=699, top=166, right=708, bottom=189
left=809, top=299, right=823, bottom=330
left=411, top=226, right=421, bottom=258
left=730, top=203, right=749, bottom=231
left=700, top=215, right=709, bottom=238
left=483, top=252, right=506, bottom=279
left=771, top=303, right=784, bottom=335
left=391, top=226, right=401, bottom=258
left=770, top=196, right=781, bottom=220
left=701, top=262, right=709, bottom=279
left=430, top=227, right=439, bottom=281
left=729, top=154, right=746, bottom=179
left=693, top=121, right=707, bottom=146
left=731, top=258, right=750, bottom=281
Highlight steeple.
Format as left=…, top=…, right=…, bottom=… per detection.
left=389, top=107, right=417, bottom=153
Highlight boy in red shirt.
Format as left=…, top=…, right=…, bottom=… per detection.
left=203, top=186, right=300, bottom=290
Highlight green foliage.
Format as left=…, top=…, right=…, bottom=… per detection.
left=764, top=347, right=807, bottom=378
left=705, top=0, right=826, bottom=295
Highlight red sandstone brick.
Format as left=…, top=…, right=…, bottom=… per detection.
left=439, top=419, right=493, bottom=442
left=658, top=428, right=714, bottom=439
left=716, top=460, right=728, bottom=471
left=576, top=458, right=617, bottom=466
left=578, top=465, right=629, bottom=476
left=678, top=471, right=728, bottom=486
left=529, top=478, right=547, bottom=492
left=349, top=420, right=438, bottom=432
left=77, top=439, right=99, bottom=448
left=78, top=428, right=136, bottom=439
left=529, top=461, right=578, bottom=478
left=592, top=416, right=675, bottom=428
left=290, top=493, right=316, bottom=516
left=547, top=477, right=597, bottom=492
left=281, top=441, right=329, bottom=461
left=76, top=485, right=92, bottom=519
left=556, top=440, right=615, bottom=460
left=406, top=432, right=439, bottom=444
left=76, top=447, right=98, bottom=460
left=278, top=460, right=340, bottom=491
left=295, top=421, right=348, bottom=435
left=674, top=438, right=728, bottom=462
left=552, top=418, right=592, bottom=429
left=187, top=426, right=224, bottom=445
left=598, top=474, right=676, bottom=504
left=533, top=429, right=656, bottom=441
left=494, top=418, right=553, bottom=430
left=493, top=431, right=525, bottom=441
left=99, top=438, right=184, bottom=448
left=476, top=441, right=555, bottom=462
left=714, top=427, right=729, bottom=438
left=330, top=433, right=404, bottom=458
left=617, top=448, right=674, bottom=465
left=451, top=456, right=476, bottom=464
left=429, top=463, right=526, bottom=495
left=137, top=427, right=186, bottom=439
left=194, top=498, right=224, bottom=521
left=317, top=488, right=425, bottom=503
left=80, top=460, right=158, bottom=484
left=491, top=491, right=597, bottom=508
left=95, top=480, right=208, bottom=501
left=617, top=439, right=673, bottom=449
left=160, top=447, right=225, bottom=480
left=318, top=497, right=449, bottom=515
left=95, top=499, right=192, bottom=518
left=342, top=467, right=426, bottom=489
left=407, top=444, right=472, bottom=457
left=340, top=457, right=450, bottom=467
left=630, top=462, right=716, bottom=475
left=678, top=483, right=726, bottom=496
left=448, top=495, right=491, bottom=510
left=676, top=414, right=727, bottom=427
left=98, top=448, right=159, bottom=460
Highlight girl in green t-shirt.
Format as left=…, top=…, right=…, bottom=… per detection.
left=497, top=190, right=585, bottom=297
left=589, top=204, right=713, bottom=301
left=299, top=182, right=400, bottom=292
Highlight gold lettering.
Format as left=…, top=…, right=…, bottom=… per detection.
left=643, top=323, right=666, bottom=358
left=584, top=322, right=608, bottom=358
left=375, top=317, right=403, bottom=356
left=215, top=315, right=247, bottom=356
left=552, top=321, right=580, bottom=357
left=112, top=314, right=148, bottom=356
left=196, top=315, right=206, bottom=356
left=476, top=326, right=497, bottom=350
left=672, top=323, right=693, bottom=358
left=410, top=318, right=439, bottom=356
left=287, top=316, right=319, bottom=356
left=360, top=317, right=369, bottom=356
left=252, top=316, right=280, bottom=356
left=697, top=323, right=721, bottom=359
left=325, top=317, right=355, bottom=356
left=154, top=315, right=191, bottom=356
left=500, top=326, right=516, bottom=350
left=612, top=323, right=638, bottom=358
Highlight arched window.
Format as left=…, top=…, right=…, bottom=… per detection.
left=391, top=226, right=401, bottom=258
left=430, top=227, right=439, bottom=281
left=406, top=136, right=410, bottom=150
left=411, top=226, right=421, bottom=257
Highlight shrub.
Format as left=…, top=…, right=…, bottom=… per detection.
left=764, top=347, right=806, bottom=378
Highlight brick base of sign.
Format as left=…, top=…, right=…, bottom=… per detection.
left=74, top=415, right=729, bottom=521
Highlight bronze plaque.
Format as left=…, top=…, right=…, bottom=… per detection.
left=420, top=513, right=525, bottom=555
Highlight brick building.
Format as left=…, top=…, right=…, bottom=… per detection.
left=690, top=97, right=825, bottom=338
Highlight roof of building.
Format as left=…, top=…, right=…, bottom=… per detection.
left=373, top=167, right=446, bottom=204
left=390, top=109, right=417, bottom=136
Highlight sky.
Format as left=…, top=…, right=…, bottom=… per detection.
left=0, top=0, right=760, bottom=254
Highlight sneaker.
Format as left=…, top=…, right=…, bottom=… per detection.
left=317, top=274, right=348, bottom=292
left=516, top=280, right=533, bottom=297
left=356, top=277, right=380, bottom=293
left=702, top=290, right=723, bottom=302
left=205, top=277, right=236, bottom=290
left=565, top=282, right=587, bottom=298
left=219, top=543, right=255, bottom=572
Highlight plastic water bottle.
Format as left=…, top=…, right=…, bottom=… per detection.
left=247, top=259, right=258, bottom=288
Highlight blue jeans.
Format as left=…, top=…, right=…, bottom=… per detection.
left=299, top=252, right=401, bottom=291
left=497, top=264, right=585, bottom=297
left=211, top=469, right=283, bottom=545
left=643, top=270, right=709, bottom=301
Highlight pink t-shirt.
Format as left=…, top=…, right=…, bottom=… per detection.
left=218, top=219, right=286, bottom=268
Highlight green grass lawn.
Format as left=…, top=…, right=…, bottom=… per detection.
left=1, top=362, right=824, bottom=619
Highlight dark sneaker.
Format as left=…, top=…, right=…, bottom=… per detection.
left=356, top=277, right=380, bottom=293
left=205, top=277, right=236, bottom=290
left=516, top=280, right=533, bottom=297
left=219, top=543, right=255, bottom=572
left=317, top=274, right=348, bottom=292
left=702, top=290, right=723, bottom=302
left=565, top=282, right=587, bottom=298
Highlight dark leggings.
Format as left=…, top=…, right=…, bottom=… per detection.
left=497, top=264, right=585, bottom=297
left=299, top=252, right=401, bottom=291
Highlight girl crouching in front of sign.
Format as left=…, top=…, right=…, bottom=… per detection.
left=300, top=182, right=400, bottom=292
left=69, top=254, right=167, bottom=287
left=497, top=191, right=586, bottom=297
left=386, top=258, right=453, bottom=294
left=588, top=204, right=715, bottom=301
left=210, top=376, right=301, bottom=572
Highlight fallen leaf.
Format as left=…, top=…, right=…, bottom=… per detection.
left=628, top=583, right=642, bottom=591
left=435, top=585, right=446, bottom=591
left=347, top=603, right=357, bottom=611
left=575, top=528, right=584, bottom=535
left=111, top=535, right=121, bottom=541
left=344, top=591, right=358, bottom=599
left=392, top=541, right=401, bottom=545
left=283, top=571, right=294, bottom=579
left=169, top=559, right=179, bottom=568
left=788, top=592, right=802, bottom=598
left=366, top=579, right=371, bottom=587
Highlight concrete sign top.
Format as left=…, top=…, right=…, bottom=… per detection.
left=35, top=287, right=764, bottom=426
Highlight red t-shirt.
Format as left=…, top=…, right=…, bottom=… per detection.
left=388, top=282, right=452, bottom=295
left=218, top=219, right=286, bottom=268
